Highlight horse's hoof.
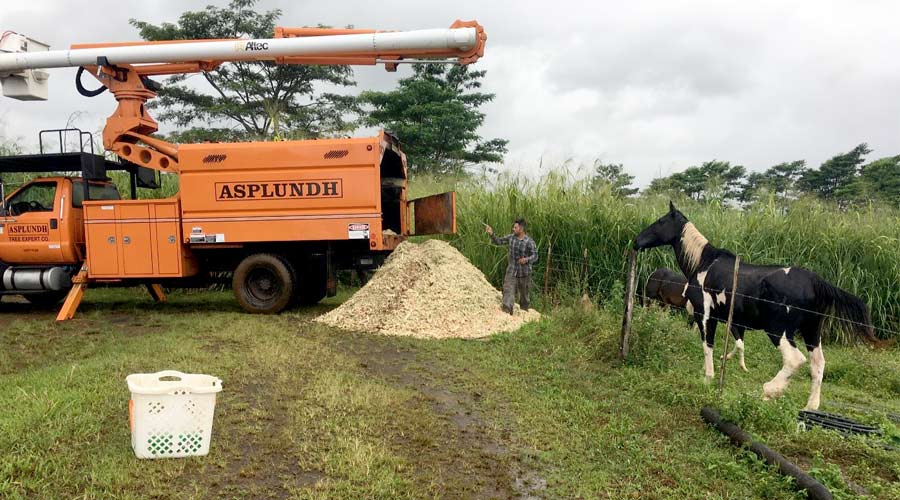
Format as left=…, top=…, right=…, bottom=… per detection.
left=740, top=365, right=749, bottom=372
left=762, top=382, right=783, bottom=400
left=803, top=404, right=820, bottom=411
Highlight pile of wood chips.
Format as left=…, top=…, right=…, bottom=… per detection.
left=315, top=240, right=540, bottom=339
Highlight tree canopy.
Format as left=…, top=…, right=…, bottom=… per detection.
left=645, top=143, right=900, bottom=209
left=130, top=0, right=358, bottom=142
left=359, top=64, right=507, bottom=176
left=591, top=161, right=638, bottom=197
left=647, top=160, right=745, bottom=203
left=798, top=143, right=871, bottom=203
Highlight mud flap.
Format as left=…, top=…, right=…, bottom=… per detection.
left=407, top=191, right=456, bottom=235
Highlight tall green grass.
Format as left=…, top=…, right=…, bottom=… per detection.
left=412, top=172, right=900, bottom=342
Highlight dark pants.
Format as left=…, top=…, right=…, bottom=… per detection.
left=502, top=268, right=532, bottom=313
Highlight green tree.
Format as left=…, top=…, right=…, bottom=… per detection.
left=0, top=139, right=18, bottom=156
left=739, top=160, right=807, bottom=204
left=667, top=167, right=707, bottom=200
left=130, top=0, right=358, bottom=142
left=799, top=144, right=871, bottom=203
left=857, top=155, right=900, bottom=206
left=763, top=160, right=807, bottom=200
left=359, top=63, right=507, bottom=176
left=698, top=160, right=746, bottom=202
left=647, top=160, right=745, bottom=202
left=739, top=172, right=768, bottom=203
left=0, top=121, right=21, bottom=155
left=645, top=175, right=680, bottom=197
left=590, top=161, right=637, bottom=197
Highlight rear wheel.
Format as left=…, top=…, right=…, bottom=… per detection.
left=232, top=254, right=295, bottom=314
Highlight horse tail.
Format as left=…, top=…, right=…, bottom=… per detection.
left=813, top=278, right=885, bottom=347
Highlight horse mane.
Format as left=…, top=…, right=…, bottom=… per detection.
left=679, top=221, right=735, bottom=275
left=680, top=223, right=709, bottom=274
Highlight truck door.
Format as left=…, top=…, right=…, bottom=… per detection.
left=0, top=180, right=65, bottom=263
left=407, top=192, right=457, bottom=235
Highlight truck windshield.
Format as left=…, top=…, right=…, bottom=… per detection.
left=71, top=181, right=121, bottom=207
left=7, top=182, right=56, bottom=215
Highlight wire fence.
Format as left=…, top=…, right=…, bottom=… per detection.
left=473, top=240, right=900, bottom=340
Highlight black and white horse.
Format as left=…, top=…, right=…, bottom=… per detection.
left=633, top=202, right=880, bottom=410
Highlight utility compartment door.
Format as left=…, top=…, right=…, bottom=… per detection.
left=119, top=205, right=153, bottom=275
left=407, top=191, right=456, bottom=236
left=154, top=203, right=181, bottom=275
left=85, top=221, right=120, bottom=275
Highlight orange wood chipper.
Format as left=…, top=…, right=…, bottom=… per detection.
left=0, top=21, right=486, bottom=319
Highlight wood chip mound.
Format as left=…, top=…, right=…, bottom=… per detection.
left=315, top=240, right=540, bottom=338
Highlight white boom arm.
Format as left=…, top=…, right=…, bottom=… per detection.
left=0, top=25, right=482, bottom=100
left=0, top=28, right=477, bottom=72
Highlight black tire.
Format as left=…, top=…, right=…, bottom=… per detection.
left=232, top=254, right=295, bottom=314
left=23, top=291, right=68, bottom=308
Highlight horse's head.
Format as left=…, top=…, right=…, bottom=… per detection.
left=633, top=201, right=688, bottom=250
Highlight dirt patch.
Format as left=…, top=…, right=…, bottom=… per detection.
left=328, top=331, right=547, bottom=499
left=316, top=240, right=539, bottom=339
left=200, top=378, right=326, bottom=499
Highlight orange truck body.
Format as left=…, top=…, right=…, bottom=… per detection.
left=79, top=132, right=437, bottom=280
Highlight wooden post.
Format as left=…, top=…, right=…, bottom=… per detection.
left=718, top=256, right=741, bottom=395
left=543, top=240, right=553, bottom=297
left=620, top=249, right=637, bottom=361
left=580, top=247, right=588, bottom=295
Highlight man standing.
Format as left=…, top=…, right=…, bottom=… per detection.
left=485, top=218, right=538, bottom=314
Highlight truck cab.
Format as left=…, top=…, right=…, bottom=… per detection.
left=0, top=128, right=151, bottom=304
left=1, top=176, right=120, bottom=265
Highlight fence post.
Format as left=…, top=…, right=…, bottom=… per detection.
left=580, top=247, right=589, bottom=295
left=620, top=249, right=637, bottom=361
left=543, top=240, right=553, bottom=297
left=718, top=256, right=741, bottom=395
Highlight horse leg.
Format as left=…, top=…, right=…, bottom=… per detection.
left=723, top=325, right=748, bottom=372
left=802, top=323, right=825, bottom=410
left=700, top=318, right=718, bottom=382
left=763, top=332, right=807, bottom=400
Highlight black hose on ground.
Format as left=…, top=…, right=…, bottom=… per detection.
left=798, top=410, right=880, bottom=436
left=701, top=406, right=833, bottom=500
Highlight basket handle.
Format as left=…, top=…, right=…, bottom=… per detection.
left=155, top=370, right=185, bottom=382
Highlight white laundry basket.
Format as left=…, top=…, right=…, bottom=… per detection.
left=126, top=370, right=223, bottom=459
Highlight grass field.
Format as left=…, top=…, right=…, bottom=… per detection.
left=1, top=288, right=898, bottom=499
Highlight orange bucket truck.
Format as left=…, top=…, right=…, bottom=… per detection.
left=0, top=21, right=486, bottom=319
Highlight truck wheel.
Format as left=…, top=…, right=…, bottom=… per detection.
left=232, top=254, right=295, bottom=314
left=23, top=291, right=68, bottom=308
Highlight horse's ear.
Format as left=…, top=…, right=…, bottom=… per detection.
left=669, top=200, right=676, bottom=212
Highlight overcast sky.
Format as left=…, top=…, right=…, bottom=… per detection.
left=3, top=0, right=899, bottom=186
